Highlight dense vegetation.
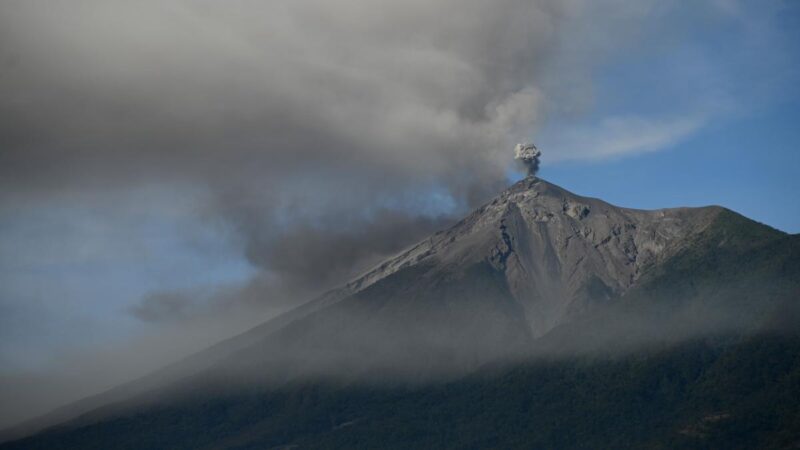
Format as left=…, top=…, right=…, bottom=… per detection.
left=3, top=334, right=799, bottom=450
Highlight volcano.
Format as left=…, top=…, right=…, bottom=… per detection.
left=3, top=178, right=799, bottom=449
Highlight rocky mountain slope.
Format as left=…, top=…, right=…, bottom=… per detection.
left=355, top=177, right=727, bottom=336
left=3, top=177, right=798, bottom=449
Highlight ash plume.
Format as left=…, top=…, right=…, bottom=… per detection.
left=514, top=143, right=542, bottom=177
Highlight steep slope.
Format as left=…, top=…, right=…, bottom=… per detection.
left=178, top=177, right=755, bottom=380
left=536, top=217, right=800, bottom=355
left=2, top=178, right=794, bottom=447
left=286, top=177, right=748, bottom=347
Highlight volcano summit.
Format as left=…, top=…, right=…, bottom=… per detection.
left=3, top=179, right=799, bottom=449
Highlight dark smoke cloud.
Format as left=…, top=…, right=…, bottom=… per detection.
left=0, top=0, right=580, bottom=316
left=129, top=291, right=196, bottom=324
left=129, top=209, right=455, bottom=324
left=514, top=143, right=542, bottom=177
left=243, top=211, right=454, bottom=294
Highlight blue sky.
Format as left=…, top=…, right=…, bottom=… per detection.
left=539, top=96, right=800, bottom=233
left=0, top=186, right=256, bottom=370
left=530, top=0, right=800, bottom=232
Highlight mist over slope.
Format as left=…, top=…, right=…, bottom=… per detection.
left=7, top=335, right=800, bottom=450
left=2, top=178, right=798, bottom=448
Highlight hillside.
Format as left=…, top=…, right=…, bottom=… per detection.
left=2, top=178, right=798, bottom=449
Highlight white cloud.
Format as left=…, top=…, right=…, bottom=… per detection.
left=542, top=115, right=706, bottom=162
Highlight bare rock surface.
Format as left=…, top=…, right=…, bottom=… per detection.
left=344, top=177, right=723, bottom=336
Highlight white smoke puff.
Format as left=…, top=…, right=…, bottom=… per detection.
left=514, top=143, right=541, bottom=177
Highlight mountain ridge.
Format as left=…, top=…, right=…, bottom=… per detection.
left=1, top=177, right=794, bottom=446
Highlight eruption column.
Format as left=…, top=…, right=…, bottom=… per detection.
left=514, top=143, right=541, bottom=177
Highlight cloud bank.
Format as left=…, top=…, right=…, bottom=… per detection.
left=0, top=0, right=619, bottom=322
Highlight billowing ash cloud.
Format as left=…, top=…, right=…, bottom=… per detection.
left=3, top=0, right=637, bottom=319
left=514, top=143, right=542, bottom=177
left=0, top=0, right=574, bottom=302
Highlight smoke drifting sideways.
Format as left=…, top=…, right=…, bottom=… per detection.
left=514, top=143, right=542, bottom=177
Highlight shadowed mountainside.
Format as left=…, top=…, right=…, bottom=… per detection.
left=3, top=178, right=798, bottom=449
